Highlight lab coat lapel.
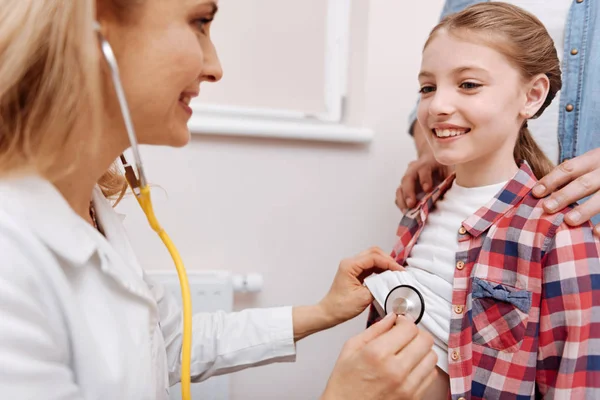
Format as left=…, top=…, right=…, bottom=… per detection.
left=92, top=188, right=155, bottom=307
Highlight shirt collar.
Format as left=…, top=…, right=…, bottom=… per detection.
left=0, top=175, right=99, bottom=266
left=413, top=161, right=538, bottom=238
left=462, top=161, right=538, bottom=237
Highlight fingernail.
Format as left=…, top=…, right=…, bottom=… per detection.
left=406, top=198, right=415, bottom=207
left=568, top=210, right=581, bottom=223
left=545, top=199, right=558, bottom=211
left=533, top=185, right=546, bottom=196
left=422, top=183, right=430, bottom=192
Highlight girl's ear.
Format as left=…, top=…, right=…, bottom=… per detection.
left=520, top=73, right=550, bottom=118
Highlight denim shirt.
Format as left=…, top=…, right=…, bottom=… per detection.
left=409, top=0, right=600, bottom=223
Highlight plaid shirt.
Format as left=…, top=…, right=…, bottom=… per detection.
left=367, top=162, right=600, bottom=399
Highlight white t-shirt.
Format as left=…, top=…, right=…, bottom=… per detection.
left=366, top=180, right=507, bottom=373
left=496, top=0, right=572, bottom=164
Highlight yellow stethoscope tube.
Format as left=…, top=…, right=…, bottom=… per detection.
left=96, top=24, right=193, bottom=400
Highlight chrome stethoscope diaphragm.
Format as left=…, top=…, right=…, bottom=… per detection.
left=384, top=284, right=425, bottom=324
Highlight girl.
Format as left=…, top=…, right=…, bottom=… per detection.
left=366, top=3, right=600, bottom=399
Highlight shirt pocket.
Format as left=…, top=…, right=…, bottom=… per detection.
left=470, top=277, right=532, bottom=352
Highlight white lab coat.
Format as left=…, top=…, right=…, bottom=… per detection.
left=0, top=176, right=296, bottom=400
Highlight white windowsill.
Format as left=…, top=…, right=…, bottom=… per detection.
left=188, top=113, right=374, bottom=143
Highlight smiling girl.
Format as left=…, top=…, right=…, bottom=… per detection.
left=366, top=3, right=600, bottom=399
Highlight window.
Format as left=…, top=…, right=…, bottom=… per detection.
left=189, top=0, right=372, bottom=142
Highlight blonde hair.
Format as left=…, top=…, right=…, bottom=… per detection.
left=0, top=0, right=127, bottom=200
left=425, top=2, right=561, bottom=179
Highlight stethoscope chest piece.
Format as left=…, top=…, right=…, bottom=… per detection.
left=384, top=284, right=425, bottom=324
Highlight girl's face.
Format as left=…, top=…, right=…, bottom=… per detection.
left=101, top=0, right=223, bottom=148
left=417, top=30, right=529, bottom=174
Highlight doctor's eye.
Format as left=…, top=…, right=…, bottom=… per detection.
left=193, top=18, right=213, bottom=34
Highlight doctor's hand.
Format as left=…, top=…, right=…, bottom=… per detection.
left=532, top=147, right=600, bottom=237
left=293, top=247, right=402, bottom=342
left=293, top=247, right=402, bottom=341
left=321, top=313, right=438, bottom=400
left=319, top=247, right=403, bottom=327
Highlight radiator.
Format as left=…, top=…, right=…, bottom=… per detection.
left=147, top=270, right=263, bottom=400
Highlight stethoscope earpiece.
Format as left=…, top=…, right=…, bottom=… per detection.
left=384, top=284, right=425, bottom=324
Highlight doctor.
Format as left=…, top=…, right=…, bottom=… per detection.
left=0, top=1, right=437, bottom=399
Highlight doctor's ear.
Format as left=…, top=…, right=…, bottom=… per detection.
left=92, top=19, right=111, bottom=42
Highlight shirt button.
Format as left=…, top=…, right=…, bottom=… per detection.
left=571, top=48, right=579, bottom=55
left=456, top=261, right=465, bottom=270
left=451, top=350, right=460, bottom=361
left=566, top=104, right=574, bottom=112
left=458, top=226, right=467, bottom=235
left=454, top=305, right=464, bottom=314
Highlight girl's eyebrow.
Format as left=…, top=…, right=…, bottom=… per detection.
left=418, top=71, right=434, bottom=80
left=452, top=66, right=490, bottom=77
left=418, top=65, right=490, bottom=80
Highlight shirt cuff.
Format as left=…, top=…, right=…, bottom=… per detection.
left=265, top=306, right=296, bottom=362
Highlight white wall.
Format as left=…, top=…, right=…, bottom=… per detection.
left=117, top=1, right=445, bottom=398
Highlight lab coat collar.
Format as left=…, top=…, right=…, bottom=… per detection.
left=0, top=175, right=98, bottom=266
left=91, top=188, right=145, bottom=278
left=91, top=188, right=157, bottom=307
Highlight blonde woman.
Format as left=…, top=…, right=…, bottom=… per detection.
left=0, top=1, right=438, bottom=399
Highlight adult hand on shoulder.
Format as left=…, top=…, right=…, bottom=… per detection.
left=395, top=153, right=452, bottom=213
left=396, top=123, right=452, bottom=213
left=532, top=148, right=600, bottom=237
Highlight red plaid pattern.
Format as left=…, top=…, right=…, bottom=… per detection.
left=367, top=162, right=600, bottom=399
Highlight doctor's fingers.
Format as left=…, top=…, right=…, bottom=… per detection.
left=363, top=316, right=421, bottom=360
left=344, top=252, right=403, bottom=277
left=357, top=246, right=391, bottom=259
left=399, top=351, right=438, bottom=399
left=387, top=327, right=435, bottom=377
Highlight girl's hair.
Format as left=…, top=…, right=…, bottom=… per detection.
left=0, top=0, right=128, bottom=200
left=425, top=2, right=562, bottom=179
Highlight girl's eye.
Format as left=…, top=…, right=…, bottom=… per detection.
left=419, top=86, right=435, bottom=94
left=460, top=82, right=482, bottom=90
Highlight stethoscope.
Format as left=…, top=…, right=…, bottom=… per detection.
left=94, top=23, right=194, bottom=400
left=384, top=284, right=425, bottom=324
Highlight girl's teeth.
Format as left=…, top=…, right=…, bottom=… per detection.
left=435, top=129, right=468, bottom=138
